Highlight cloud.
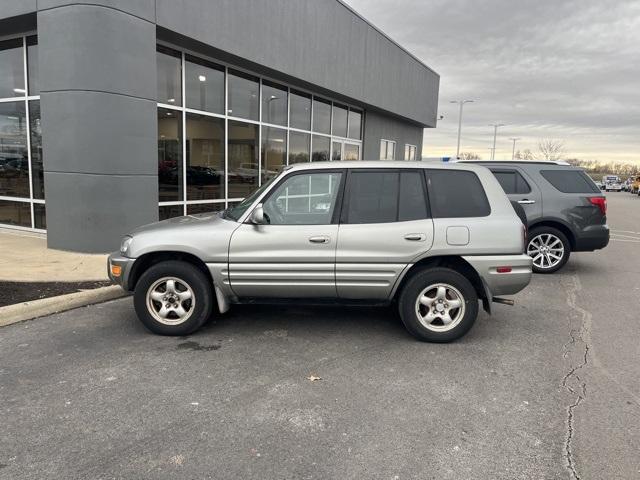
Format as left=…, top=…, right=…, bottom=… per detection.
left=345, top=0, right=640, bottom=163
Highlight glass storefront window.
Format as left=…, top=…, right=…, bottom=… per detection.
left=348, top=109, right=362, bottom=140
left=332, top=104, right=348, bottom=138
left=332, top=141, right=342, bottom=161
left=0, top=38, right=24, bottom=98
left=27, top=36, right=38, bottom=96
left=186, top=113, right=225, bottom=201
left=312, top=135, right=331, bottom=162
left=261, top=80, right=288, bottom=126
left=186, top=202, right=224, bottom=215
left=185, top=55, right=224, bottom=114
left=312, top=98, right=331, bottom=135
left=290, top=90, right=311, bottom=130
left=0, top=102, right=29, bottom=198
left=157, top=46, right=182, bottom=106
left=33, top=203, right=46, bottom=229
left=228, top=70, right=259, bottom=120
left=29, top=100, right=43, bottom=199
left=261, top=126, right=286, bottom=184
left=0, top=200, right=30, bottom=227
left=228, top=120, right=259, bottom=198
left=159, top=204, right=184, bottom=221
left=344, top=143, right=360, bottom=161
left=289, top=131, right=310, bottom=164
left=157, top=108, right=183, bottom=202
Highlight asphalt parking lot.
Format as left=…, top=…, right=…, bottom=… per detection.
left=1, top=193, right=639, bottom=480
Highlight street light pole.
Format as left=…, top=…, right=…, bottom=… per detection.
left=489, top=123, right=505, bottom=160
left=450, top=100, right=474, bottom=159
left=509, top=137, right=521, bottom=160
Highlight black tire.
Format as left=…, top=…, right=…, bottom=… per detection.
left=398, top=267, right=479, bottom=343
left=133, top=260, right=213, bottom=336
left=527, top=226, right=570, bottom=274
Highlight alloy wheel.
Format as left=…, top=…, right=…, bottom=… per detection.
left=414, top=283, right=466, bottom=332
left=146, top=277, right=195, bottom=325
left=527, top=233, right=565, bottom=270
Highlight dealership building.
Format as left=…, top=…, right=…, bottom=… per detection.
left=0, top=0, right=440, bottom=252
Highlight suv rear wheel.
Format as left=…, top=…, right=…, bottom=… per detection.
left=134, top=260, right=213, bottom=335
left=398, top=267, right=479, bottom=343
left=527, top=227, right=570, bottom=274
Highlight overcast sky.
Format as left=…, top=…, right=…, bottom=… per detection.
left=345, top=0, right=640, bottom=163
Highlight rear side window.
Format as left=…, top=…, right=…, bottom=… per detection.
left=427, top=170, right=490, bottom=218
left=540, top=170, right=600, bottom=193
left=491, top=169, right=531, bottom=194
left=344, top=170, right=429, bottom=224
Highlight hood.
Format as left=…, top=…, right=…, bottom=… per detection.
left=126, top=212, right=240, bottom=262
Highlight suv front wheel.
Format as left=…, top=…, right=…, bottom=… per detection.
left=527, top=227, right=570, bottom=274
left=398, top=267, right=479, bottom=343
left=134, top=260, right=213, bottom=335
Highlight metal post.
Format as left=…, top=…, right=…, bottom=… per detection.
left=510, top=137, right=520, bottom=160
left=450, top=100, right=473, bottom=158
left=489, top=123, right=504, bottom=160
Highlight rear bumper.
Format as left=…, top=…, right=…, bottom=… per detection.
left=574, top=225, right=609, bottom=251
left=107, top=252, right=135, bottom=291
left=463, top=254, right=532, bottom=298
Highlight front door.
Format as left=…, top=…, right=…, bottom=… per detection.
left=228, top=170, right=345, bottom=298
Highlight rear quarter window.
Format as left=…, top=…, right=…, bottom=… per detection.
left=427, top=169, right=490, bottom=218
left=540, top=170, right=600, bottom=193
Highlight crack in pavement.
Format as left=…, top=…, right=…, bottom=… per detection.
left=562, top=273, right=591, bottom=480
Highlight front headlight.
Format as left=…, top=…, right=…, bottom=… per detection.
left=120, top=235, right=133, bottom=255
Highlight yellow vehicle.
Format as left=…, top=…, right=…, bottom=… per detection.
left=631, top=176, right=640, bottom=195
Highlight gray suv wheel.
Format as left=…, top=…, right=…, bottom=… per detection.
left=527, top=227, right=570, bottom=274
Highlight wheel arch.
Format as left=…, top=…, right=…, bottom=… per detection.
left=528, top=219, right=576, bottom=249
left=128, top=251, right=214, bottom=292
left=392, top=256, right=488, bottom=309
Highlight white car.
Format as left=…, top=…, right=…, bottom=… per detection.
left=605, top=182, right=622, bottom=192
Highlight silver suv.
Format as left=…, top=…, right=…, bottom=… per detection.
left=108, top=162, right=532, bottom=342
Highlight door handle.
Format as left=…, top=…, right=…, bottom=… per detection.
left=517, top=199, right=536, bottom=204
left=404, top=233, right=426, bottom=241
left=309, top=236, right=330, bottom=244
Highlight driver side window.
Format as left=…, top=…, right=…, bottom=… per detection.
left=263, top=172, right=342, bottom=225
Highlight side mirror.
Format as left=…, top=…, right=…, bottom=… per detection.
left=249, top=204, right=266, bottom=224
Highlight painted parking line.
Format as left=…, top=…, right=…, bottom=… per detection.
left=610, top=233, right=640, bottom=240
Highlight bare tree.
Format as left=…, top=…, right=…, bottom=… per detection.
left=459, top=152, right=481, bottom=160
left=537, top=139, right=566, bottom=161
left=514, top=149, right=535, bottom=160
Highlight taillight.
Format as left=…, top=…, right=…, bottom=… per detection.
left=589, top=197, right=607, bottom=215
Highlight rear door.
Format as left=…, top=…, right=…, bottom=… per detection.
left=489, top=167, right=543, bottom=224
left=335, top=169, right=434, bottom=300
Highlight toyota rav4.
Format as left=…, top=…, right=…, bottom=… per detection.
left=108, top=162, right=532, bottom=342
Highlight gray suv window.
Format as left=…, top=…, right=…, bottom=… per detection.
left=344, top=170, right=429, bottom=224
left=491, top=169, right=531, bottom=195
left=427, top=170, right=490, bottom=218
left=540, top=170, right=600, bottom=193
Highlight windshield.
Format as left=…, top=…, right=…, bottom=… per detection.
left=222, top=176, right=278, bottom=221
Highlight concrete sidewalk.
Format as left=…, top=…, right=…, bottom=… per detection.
left=0, top=228, right=108, bottom=282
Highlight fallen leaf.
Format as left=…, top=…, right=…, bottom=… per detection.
left=306, top=375, right=322, bottom=382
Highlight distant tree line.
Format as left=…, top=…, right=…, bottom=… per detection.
left=459, top=138, right=639, bottom=180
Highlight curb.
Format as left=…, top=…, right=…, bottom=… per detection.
left=0, top=285, right=129, bottom=328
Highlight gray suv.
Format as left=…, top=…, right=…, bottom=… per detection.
left=108, top=162, right=532, bottom=342
left=463, top=161, right=609, bottom=273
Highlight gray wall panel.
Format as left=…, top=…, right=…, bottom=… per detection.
left=363, top=110, right=424, bottom=160
left=0, top=1, right=36, bottom=20
left=156, top=0, right=439, bottom=126
left=38, top=4, right=156, bottom=99
left=44, top=172, right=158, bottom=252
left=40, top=91, right=157, bottom=175
left=37, top=0, right=155, bottom=22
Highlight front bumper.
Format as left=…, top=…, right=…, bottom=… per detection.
left=107, top=252, right=135, bottom=291
left=463, top=254, right=533, bottom=298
